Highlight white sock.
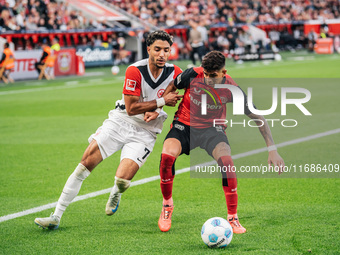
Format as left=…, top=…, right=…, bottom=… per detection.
left=54, top=163, right=90, bottom=219
left=109, top=176, right=131, bottom=198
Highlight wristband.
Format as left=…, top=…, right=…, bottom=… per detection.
left=267, top=145, right=277, bottom=152
left=155, top=108, right=161, bottom=113
left=156, top=98, right=165, bottom=108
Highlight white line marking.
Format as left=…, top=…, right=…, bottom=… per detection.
left=0, top=128, right=339, bottom=223
left=65, top=81, right=79, bottom=86
left=83, top=71, right=105, bottom=77
left=88, top=79, right=103, bottom=83
left=0, top=80, right=113, bottom=96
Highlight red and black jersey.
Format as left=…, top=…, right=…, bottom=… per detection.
left=173, top=67, right=252, bottom=128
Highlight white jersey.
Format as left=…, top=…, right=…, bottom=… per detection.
left=113, top=59, right=182, bottom=135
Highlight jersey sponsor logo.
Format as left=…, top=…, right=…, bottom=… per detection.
left=193, top=87, right=202, bottom=95
left=157, top=89, right=165, bottom=98
left=215, top=125, right=224, bottom=132
left=125, top=79, right=137, bottom=91
left=174, top=123, right=185, bottom=131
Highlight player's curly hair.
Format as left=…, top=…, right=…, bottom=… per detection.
left=146, top=30, right=173, bottom=46
left=202, top=51, right=226, bottom=72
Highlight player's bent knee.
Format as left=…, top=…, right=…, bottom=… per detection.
left=162, top=138, right=181, bottom=158
left=212, top=142, right=231, bottom=160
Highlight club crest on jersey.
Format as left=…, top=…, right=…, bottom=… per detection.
left=157, top=89, right=165, bottom=98
left=220, top=97, right=229, bottom=104
left=125, top=79, right=137, bottom=91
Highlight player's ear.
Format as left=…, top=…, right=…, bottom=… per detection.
left=147, top=46, right=150, bottom=54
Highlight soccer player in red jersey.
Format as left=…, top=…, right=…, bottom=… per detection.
left=156, top=51, right=285, bottom=233
left=34, top=31, right=183, bottom=230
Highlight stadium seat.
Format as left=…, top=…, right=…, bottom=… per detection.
left=38, top=55, right=56, bottom=80
left=0, top=58, right=15, bottom=84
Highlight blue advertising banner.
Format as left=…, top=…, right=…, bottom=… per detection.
left=76, top=46, right=113, bottom=67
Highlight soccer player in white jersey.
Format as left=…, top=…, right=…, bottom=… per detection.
left=34, top=31, right=183, bottom=230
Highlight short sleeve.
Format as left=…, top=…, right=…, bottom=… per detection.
left=173, top=65, right=182, bottom=79
left=122, top=66, right=142, bottom=96
left=174, top=67, right=198, bottom=89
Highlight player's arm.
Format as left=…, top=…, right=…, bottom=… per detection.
left=237, top=86, right=285, bottom=173
left=123, top=66, right=182, bottom=116
left=144, top=66, right=184, bottom=122
left=143, top=80, right=179, bottom=122
left=161, top=80, right=177, bottom=97
left=125, top=92, right=182, bottom=116
left=246, top=113, right=285, bottom=174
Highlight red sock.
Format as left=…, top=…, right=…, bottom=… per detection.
left=218, top=156, right=238, bottom=215
left=160, top=153, right=176, bottom=201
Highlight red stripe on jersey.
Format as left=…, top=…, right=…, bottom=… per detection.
left=173, top=65, right=183, bottom=79
left=193, top=66, right=203, bottom=74
left=123, top=66, right=142, bottom=96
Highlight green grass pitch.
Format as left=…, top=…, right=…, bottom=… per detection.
left=0, top=52, right=339, bottom=254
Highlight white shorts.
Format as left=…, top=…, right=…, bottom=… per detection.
left=88, top=113, right=156, bottom=168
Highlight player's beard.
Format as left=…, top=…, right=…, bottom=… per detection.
left=155, top=64, right=165, bottom=69
left=151, top=56, right=166, bottom=69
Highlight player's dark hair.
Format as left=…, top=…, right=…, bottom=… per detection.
left=4, top=42, right=9, bottom=48
left=201, top=51, right=226, bottom=72
left=146, top=30, right=173, bottom=46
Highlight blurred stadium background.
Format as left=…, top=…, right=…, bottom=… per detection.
left=0, top=0, right=339, bottom=254
left=1, top=0, right=340, bottom=80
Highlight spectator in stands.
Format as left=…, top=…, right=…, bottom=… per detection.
left=113, top=33, right=131, bottom=65
left=173, top=33, right=189, bottom=60
left=16, top=9, right=26, bottom=29
left=217, top=31, right=230, bottom=54
left=37, top=17, right=47, bottom=30
left=187, top=20, right=204, bottom=66
left=108, top=33, right=120, bottom=63
left=140, top=27, right=150, bottom=59
left=197, top=19, right=209, bottom=54
left=93, top=35, right=102, bottom=47
left=226, top=26, right=238, bottom=52
left=280, top=27, right=297, bottom=51
left=236, top=27, right=256, bottom=53
left=293, top=25, right=307, bottom=49
left=35, top=40, right=51, bottom=75
left=307, top=28, right=318, bottom=52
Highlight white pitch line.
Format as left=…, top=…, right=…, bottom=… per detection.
left=0, top=80, right=114, bottom=96
left=0, top=128, right=339, bottom=223
left=65, top=81, right=79, bottom=86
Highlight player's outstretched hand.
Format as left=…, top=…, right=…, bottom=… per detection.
left=164, top=91, right=183, bottom=106
left=268, top=151, right=285, bottom=175
left=144, top=111, right=159, bottom=122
